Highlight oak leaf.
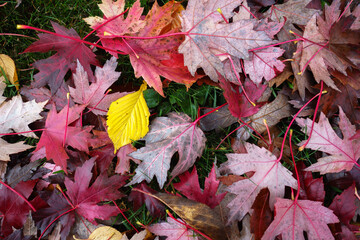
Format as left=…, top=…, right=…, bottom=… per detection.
left=297, top=107, right=360, bottom=174
left=127, top=112, right=206, bottom=188
left=220, top=142, right=298, bottom=223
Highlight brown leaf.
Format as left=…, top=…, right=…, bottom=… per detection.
left=249, top=94, right=292, bottom=134
left=137, top=191, right=226, bottom=240
left=268, top=62, right=293, bottom=88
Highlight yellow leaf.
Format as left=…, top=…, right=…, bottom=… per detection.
left=74, top=226, right=122, bottom=240
left=0, top=54, right=18, bottom=90
left=107, top=82, right=150, bottom=152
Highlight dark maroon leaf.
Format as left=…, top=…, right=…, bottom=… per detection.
left=129, top=182, right=165, bottom=217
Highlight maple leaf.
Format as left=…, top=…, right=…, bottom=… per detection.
left=297, top=107, right=360, bottom=174
left=244, top=47, right=285, bottom=84
left=127, top=112, right=206, bottom=188
left=267, top=0, right=320, bottom=33
left=128, top=182, right=165, bottom=217
left=23, top=21, right=99, bottom=93
left=85, top=0, right=145, bottom=36
left=262, top=198, right=339, bottom=240
left=179, top=0, right=272, bottom=81
left=115, top=144, right=138, bottom=174
left=0, top=138, right=33, bottom=162
left=64, top=157, right=127, bottom=222
left=199, top=105, right=238, bottom=132
left=220, top=142, right=298, bottom=223
left=69, top=57, right=125, bottom=115
left=0, top=180, right=36, bottom=237
left=33, top=104, right=93, bottom=173
left=299, top=15, right=347, bottom=90
left=86, top=0, right=198, bottom=96
left=297, top=162, right=325, bottom=202
left=250, top=188, right=273, bottom=240
left=219, top=76, right=267, bottom=119
left=329, top=184, right=357, bottom=238
left=0, top=95, right=47, bottom=138
left=35, top=158, right=127, bottom=238
left=173, top=165, right=226, bottom=209
left=148, top=217, right=199, bottom=240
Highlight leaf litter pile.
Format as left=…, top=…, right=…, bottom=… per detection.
left=0, top=0, right=360, bottom=239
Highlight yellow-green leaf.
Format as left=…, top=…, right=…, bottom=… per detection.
left=107, top=82, right=150, bottom=152
left=0, top=54, right=18, bottom=90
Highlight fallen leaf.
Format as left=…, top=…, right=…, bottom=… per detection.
left=174, top=165, right=226, bottom=209
left=69, top=57, right=126, bottom=115
left=0, top=95, right=47, bottom=138
left=179, top=0, right=272, bottom=81
left=297, top=162, right=325, bottom=202
left=220, top=142, right=298, bottom=223
left=297, top=107, right=360, bottom=174
left=142, top=191, right=226, bottom=240
left=129, top=182, right=165, bottom=217
left=23, top=21, right=99, bottom=93
left=250, top=188, right=273, bottom=240
left=148, top=217, right=199, bottom=240
left=262, top=198, right=339, bottom=240
left=244, top=47, right=285, bottom=84
left=0, top=54, right=18, bottom=89
left=127, top=112, right=206, bottom=188
left=74, top=226, right=122, bottom=240
left=0, top=180, right=36, bottom=237
left=33, top=104, right=92, bottom=172
left=219, top=76, right=267, bottom=119
left=199, top=105, right=238, bottom=132
left=249, top=94, right=292, bottom=134
left=107, top=82, right=150, bottom=151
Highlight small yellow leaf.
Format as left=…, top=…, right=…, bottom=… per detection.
left=0, top=54, right=18, bottom=90
left=107, top=82, right=150, bottom=152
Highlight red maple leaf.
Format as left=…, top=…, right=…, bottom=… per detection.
left=297, top=162, right=325, bottom=202
left=34, top=158, right=127, bottom=238
left=219, top=75, right=266, bottom=118
left=173, top=165, right=226, bottom=209
left=87, top=0, right=198, bottom=96
left=23, top=21, right=99, bottom=93
left=33, top=104, right=93, bottom=173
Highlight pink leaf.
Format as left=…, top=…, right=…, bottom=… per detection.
left=148, top=217, right=198, bottom=240
left=297, top=107, right=360, bottom=174
left=220, top=142, right=297, bottom=223
left=127, top=112, right=206, bottom=188
left=262, top=198, right=339, bottom=240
